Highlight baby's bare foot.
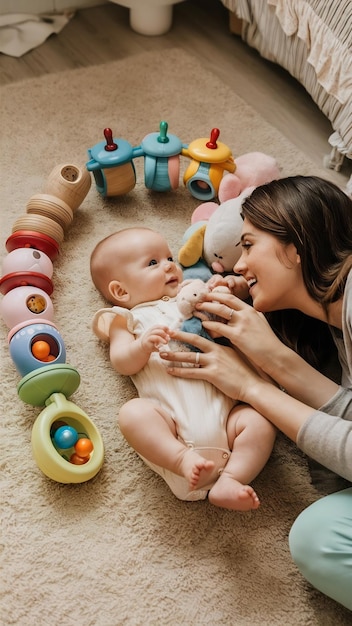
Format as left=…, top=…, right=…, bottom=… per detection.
left=180, top=449, right=215, bottom=491
left=208, top=471, right=260, bottom=511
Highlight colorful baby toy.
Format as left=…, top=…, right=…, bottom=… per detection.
left=181, top=127, right=236, bottom=201
left=0, top=163, right=104, bottom=484
left=87, top=122, right=235, bottom=201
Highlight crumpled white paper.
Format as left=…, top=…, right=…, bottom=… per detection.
left=0, top=13, right=73, bottom=57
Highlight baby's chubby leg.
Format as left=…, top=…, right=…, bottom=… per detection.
left=119, top=398, right=215, bottom=490
left=208, top=404, right=276, bottom=511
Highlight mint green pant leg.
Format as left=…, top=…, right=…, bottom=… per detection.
left=289, top=487, right=352, bottom=611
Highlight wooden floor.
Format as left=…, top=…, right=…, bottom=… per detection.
left=0, top=0, right=350, bottom=186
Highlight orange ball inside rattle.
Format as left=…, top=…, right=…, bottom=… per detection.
left=70, top=453, right=90, bottom=465
left=74, top=437, right=94, bottom=458
left=32, top=340, right=51, bottom=360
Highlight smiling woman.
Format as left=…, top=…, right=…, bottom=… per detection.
left=160, top=174, right=352, bottom=610
left=236, top=222, right=303, bottom=314
left=237, top=176, right=351, bottom=368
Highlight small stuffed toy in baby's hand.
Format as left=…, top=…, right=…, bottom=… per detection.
left=176, top=278, right=230, bottom=351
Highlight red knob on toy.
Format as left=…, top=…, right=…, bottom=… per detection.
left=104, top=128, right=118, bottom=152
left=206, top=128, right=220, bottom=150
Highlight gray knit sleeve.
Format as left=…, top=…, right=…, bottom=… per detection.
left=296, top=386, right=352, bottom=482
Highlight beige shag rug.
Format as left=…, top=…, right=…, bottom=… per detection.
left=1, top=48, right=350, bottom=626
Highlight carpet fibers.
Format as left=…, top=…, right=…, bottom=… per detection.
left=1, top=48, right=350, bottom=626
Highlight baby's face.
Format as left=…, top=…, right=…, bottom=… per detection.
left=115, top=230, right=183, bottom=307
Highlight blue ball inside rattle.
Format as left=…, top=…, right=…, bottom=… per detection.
left=53, top=425, right=78, bottom=449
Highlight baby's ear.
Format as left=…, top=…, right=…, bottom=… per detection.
left=108, top=280, right=130, bottom=305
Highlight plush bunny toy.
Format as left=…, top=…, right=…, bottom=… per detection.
left=176, top=279, right=230, bottom=351
left=176, top=278, right=214, bottom=346
left=179, top=188, right=252, bottom=280
left=179, top=152, right=280, bottom=280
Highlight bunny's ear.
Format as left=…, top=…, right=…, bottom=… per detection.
left=218, top=173, right=242, bottom=202
left=178, top=224, right=206, bottom=267
left=191, top=201, right=219, bottom=224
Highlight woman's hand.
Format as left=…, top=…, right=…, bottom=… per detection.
left=159, top=329, right=263, bottom=402
left=196, top=291, right=285, bottom=378
left=195, top=292, right=341, bottom=408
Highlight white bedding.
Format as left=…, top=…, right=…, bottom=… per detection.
left=221, top=0, right=352, bottom=183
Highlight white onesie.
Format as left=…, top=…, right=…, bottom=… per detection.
left=93, top=297, right=234, bottom=500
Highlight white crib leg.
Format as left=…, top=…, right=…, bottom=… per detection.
left=129, top=5, right=173, bottom=35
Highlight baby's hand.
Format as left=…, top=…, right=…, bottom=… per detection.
left=206, top=274, right=226, bottom=291
left=140, top=326, right=171, bottom=354
left=208, top=274, right=249, bottom=300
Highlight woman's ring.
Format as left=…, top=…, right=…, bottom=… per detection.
left=195, top=352, right=200, bottom=365
left=228, top=309, right=234, bottom=321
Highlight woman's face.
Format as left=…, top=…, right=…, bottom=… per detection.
left=234, top=218, right=303, bottom=312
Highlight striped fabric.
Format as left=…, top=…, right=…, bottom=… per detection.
left=221, top=0, right=352, bottom=161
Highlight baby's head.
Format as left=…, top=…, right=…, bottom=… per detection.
left=90, top=227, right=183, bottom=309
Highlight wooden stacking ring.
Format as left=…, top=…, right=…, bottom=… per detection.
left=12, top=214, right=65, bottom=245
left=41, top=163, right=92, bottom=210
left=26, top=194, right=74, bottom=230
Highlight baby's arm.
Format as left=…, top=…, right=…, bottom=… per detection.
left=109, top=315, right=171, bottom=376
